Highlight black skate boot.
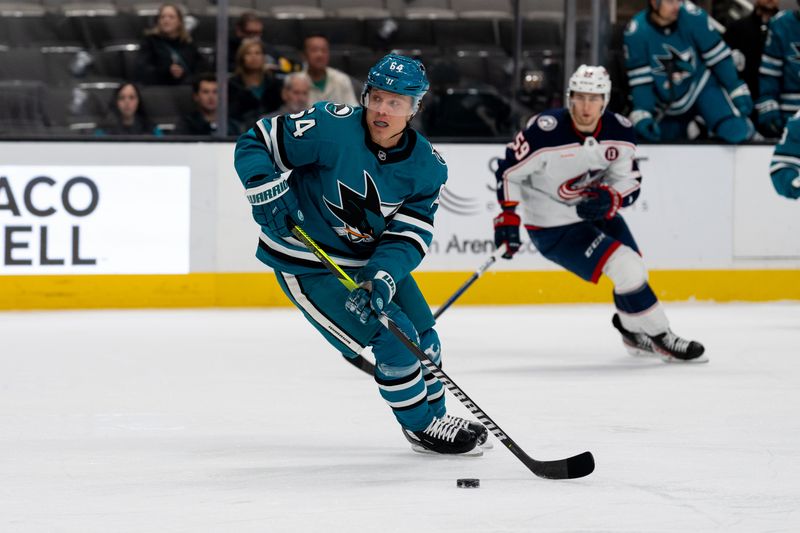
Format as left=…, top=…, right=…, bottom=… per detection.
left=612, top=313, right=655, bottom=357
left=402, top=417, right=482, bottom=456
left=444, top=414, right=492, bottom=449
left=650, top=330, right=708, bottom=363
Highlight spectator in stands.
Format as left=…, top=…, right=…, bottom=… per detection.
left=228, top=11, right=302, bottom=75
left=96, top=83, right=162, bottom=136
left=228, top=38, right=283, bottom=128
left=229, top=12, right=274, bottom=72
left=624, top=0, right=753, bottom=143
left=137, top=3, right=205, bottom=85
left=757, top=3, right=800, bottom=137
left=178, top=73, right=239, bottom=136
left=302, top=33, right=358, bottom=106
left=724, top=0, right=779, bottom=134
left=268, top=72, right=312, bottom=117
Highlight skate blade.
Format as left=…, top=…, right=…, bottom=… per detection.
left=660, top=353, right=709, bottom=364
left=410, top=444, right=484, bottom=457
left=479, top=439, right=494, bottom=450
left=624, top=346, right=657, bottom=357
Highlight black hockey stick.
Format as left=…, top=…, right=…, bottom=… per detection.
left=345, top=244, right=508, bottom=375
left=290, top=222, right=595, bottom=480
left=433, top=244, right=507, bottom=320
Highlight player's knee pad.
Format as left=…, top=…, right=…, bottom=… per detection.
left=714, top=115, right=753, bottom=143
left=375, top=359, right=420, bottom=380
left=602, top=245, right=648, bottom=294
left=371, top=304, right=419, bottom=368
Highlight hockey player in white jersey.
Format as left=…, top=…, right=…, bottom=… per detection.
left=492, top=65, right=706, bottom=363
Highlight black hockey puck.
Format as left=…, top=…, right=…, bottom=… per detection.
left=456, top=478, right=480, bottom=488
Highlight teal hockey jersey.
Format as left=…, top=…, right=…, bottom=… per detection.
left=771, top=111, right=800, bottom=177
left=624, top=3, right=742, bottom=116
left=234, top=102, right=448, bottom=284
left=758, top=10, right=800, bottom=120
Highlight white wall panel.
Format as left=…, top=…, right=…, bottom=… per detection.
left=1, top=141, right=798, bottom=275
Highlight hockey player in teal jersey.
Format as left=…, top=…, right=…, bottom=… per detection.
left=624, top=0, right=753, bottom=143
left=757, top=5, right=800, bottom=137
left=234, top=54, right=486, bottom=455
left=769, top=111, right=800, bottom=199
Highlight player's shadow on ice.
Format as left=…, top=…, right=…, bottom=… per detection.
left=461, top=359, right=670, bottom=376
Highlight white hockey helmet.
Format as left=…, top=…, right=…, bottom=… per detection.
left=566, top=64, right=611, bottom=113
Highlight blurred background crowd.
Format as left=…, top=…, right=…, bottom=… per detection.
left=0, top=0, right=794, bottom=140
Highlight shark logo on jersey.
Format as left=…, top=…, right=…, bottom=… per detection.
left=325, top=102, right=354, bottom=118
left=653, top=45, right=696, bottom=86
left=557, top=169, right=606, bottom=202
left=788, top=42, right=800, bottom=65
left=324, top=170, right=401, bottom=243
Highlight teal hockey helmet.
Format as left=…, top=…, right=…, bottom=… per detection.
left=362, top=54, right=429, bottom=114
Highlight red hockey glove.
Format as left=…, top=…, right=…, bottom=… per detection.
left=493, top=202, right=521, bottom=259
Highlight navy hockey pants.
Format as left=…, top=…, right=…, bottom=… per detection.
left=526, top=215, right=640, bottom=283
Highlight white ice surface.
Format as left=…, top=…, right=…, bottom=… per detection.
left=1, top=303, right=799, bottom=532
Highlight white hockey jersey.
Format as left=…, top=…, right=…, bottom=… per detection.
left=495, top=108, right=642, bottom=228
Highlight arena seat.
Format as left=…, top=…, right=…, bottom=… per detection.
left=451, top=0, right=512, bottom=20
left=521, top=0, right=564, bottom=22
left=432, top=18, right=500, bottom=51
left=254, top=0, right=325, bottom=19
left=298, top=17, right=366, bottom=47
left=0, top=2, right=47, bottom=16
left=0, top=48, right=48, bottom=81
left=0, top=13, right=73, bottom=48
left=394, top=0, right=455, bottom=20
left=423, top=88, right=514, bottom=137
left=0, top=81, right=50, bottom=135
left=364, top=17, right=435, bottom=49
left=140, top=84, right=194, bottom=122
left=319, top=0, right=390, bottom=19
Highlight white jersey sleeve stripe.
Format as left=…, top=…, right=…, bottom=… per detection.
left=269, top=116, right=290, bottom=173
left=392, top=213, right=434, bottom=235
left=261, top=232, right=368, bottom=267
left=382, top=230, right=429, bottom=254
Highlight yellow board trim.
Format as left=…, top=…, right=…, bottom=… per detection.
left=0, top=270, right=798, bottom=310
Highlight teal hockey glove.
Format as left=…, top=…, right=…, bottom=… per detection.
left=771, top=167, right=800, bottom=199
left=757, top=100, right=784, bottom=138
left=345, top=268, right=396, bottom=324
left=630, top=110, right=661, bottom=142
left=245, top=173, right=304, bottom=238
left=729, top=84, right=753, bottom=117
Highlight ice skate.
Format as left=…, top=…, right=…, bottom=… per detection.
left=612, top=313, right=656, bottom=357
left=444, top=414, right=492, bottom=449
left=650, top=330, right=708, bottom=363
left=402, top=417, right=483, bottom=456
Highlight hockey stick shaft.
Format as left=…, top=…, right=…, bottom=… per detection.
left=433, top=244, right=507, bottom=320
left=348, top=245, right=505, bottom=375
left=289, top=223, right=594, bottom=480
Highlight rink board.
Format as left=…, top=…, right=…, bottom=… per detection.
left=1, top=269, right=798, bottom=310
left=0, top=141, right=798, bottom=309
